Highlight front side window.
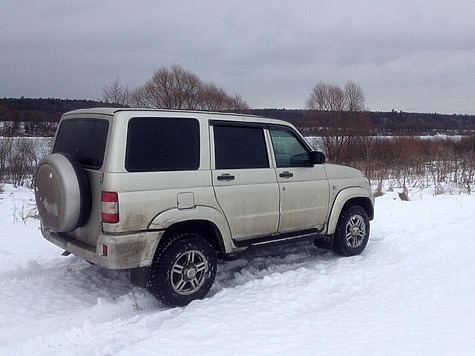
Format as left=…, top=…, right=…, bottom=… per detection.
left=126, top=117, right=200, bottom=172
left=53, top=119, right=109, bottom=169
left=214, top=125, right=269, bottom=169
left=269, top=127, right=311, bottom=167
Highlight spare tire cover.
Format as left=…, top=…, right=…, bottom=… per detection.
left=35, top=153, right=91, bottom=232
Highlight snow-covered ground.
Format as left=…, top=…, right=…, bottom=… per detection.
left=1, top=184, right=474, bottom=355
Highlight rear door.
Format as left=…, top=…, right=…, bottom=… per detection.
left=211, top=121, right=279, bottom=241
left=52, top=117, right=110, bottom=246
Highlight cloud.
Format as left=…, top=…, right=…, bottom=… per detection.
left=1, top=0, right=475, bottom=113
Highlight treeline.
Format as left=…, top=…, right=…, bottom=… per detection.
left=0, top=98, right=121, bottom=136
left=2, top=98, right=475, bottom=137
left=253, top=109, right=475, bottom=136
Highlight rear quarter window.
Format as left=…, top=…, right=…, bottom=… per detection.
left=53, top=119, right=109, bottom=169
left=125, top=117, right=200, bottom=172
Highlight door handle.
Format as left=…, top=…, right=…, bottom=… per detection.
left=279, top=171, right=294, bottom=178
left=217, top=173, right=235, bottom=181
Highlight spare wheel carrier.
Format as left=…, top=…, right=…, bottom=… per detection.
left=35, top=153, right=91, bottom=232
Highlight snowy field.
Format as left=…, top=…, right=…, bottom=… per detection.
left=1, top=184, right=474, bottom=355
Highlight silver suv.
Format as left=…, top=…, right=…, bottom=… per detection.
left=35, top=108, right=374, bottom=307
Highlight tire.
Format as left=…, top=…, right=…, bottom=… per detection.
left=35, top=153, right=91, bottom=232
left=332, top=205, right=370, bottom=257
left=147, top=233, right=217, bottom=307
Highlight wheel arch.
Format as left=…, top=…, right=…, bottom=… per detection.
left=159, top=220, right=225, bottom=254
left=326, top=187, right=374, bottom=235
left=149, top=206, right=234, bottom=255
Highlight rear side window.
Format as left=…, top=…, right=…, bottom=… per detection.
left=126, top=117, right=200, bottom=172
left=53, top=119, right=109, bottom=169
left=214, top=125, right=269, bottom=169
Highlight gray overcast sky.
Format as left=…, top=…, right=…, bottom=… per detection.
left=2, top=0, right=475, bottom=114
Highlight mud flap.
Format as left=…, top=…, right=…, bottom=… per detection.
left=129, top=267, right=151, bottom=288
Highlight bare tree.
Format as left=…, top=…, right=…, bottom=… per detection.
left=131, top=65, right=203, bottom=110
left=0, top=137, right=12, bottom=182
left=229, top=95, right=250, bottom=111
left=306, top=81, right=368, bottom=162
left=197, top=83, right=250, bottom=111
left=198, top=83, right=228, bottom=111
left=306, top=81, right=365, bottom=113
left=102, top=77, right=130, bottom=106
left=5, top=138, right=38, bottom=187
left=344, top=81, right=365, bottom=112
left=306, top=82, right=345, bottom=111
left=128, top=64, right=249, bottom=112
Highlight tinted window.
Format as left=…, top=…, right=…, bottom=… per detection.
left=214, top=125, right=269, bottom=169
left=53, top=119, right=109, bottom=169
left=126, top=117, right=199, bottom=172
left=269, top=127, right=311, bottom=167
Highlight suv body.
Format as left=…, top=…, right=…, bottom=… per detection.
left=35, top=108, right=374, bottom=306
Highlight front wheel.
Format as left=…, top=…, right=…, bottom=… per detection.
left=332, top=205, right=370, bottom=256
left=147, top=233, right=217, bottom=307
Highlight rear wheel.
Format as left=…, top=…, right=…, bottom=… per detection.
left=332, top=205, right=370, bottom=256
left=147, top=233, right=217, bottom=307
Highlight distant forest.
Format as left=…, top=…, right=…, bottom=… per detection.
left=1, top=97, right=475, bottom=136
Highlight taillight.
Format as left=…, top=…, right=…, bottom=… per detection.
left=101, top=191, right=119, bottom=223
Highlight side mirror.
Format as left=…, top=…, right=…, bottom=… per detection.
left=310, top=151, right=325, bottom=165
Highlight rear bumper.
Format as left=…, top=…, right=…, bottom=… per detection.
left=41, top=227, right=163, bottom=269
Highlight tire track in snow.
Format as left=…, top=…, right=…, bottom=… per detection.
left=0, top=257, right=164, bottom=346
left=0, top=240, right=332, bottom=349
left=0, top=288, right=164, bottom=346
left=0, top=257, right=143, bottom=340
left=0, top=258, right=89, bottom=284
